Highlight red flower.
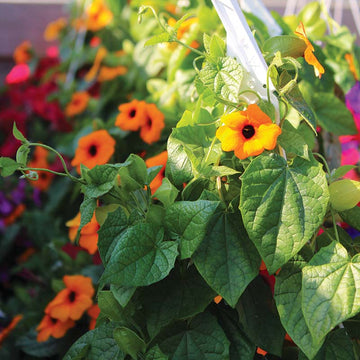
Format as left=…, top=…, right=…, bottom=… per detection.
left=6, top=64, right=30, bottom=85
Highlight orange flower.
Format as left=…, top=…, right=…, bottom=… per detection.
left=87, top=304, right=100, bottom=330
left=45, top=275, right=94, bottom=322
left=294, top=22, right=325, bottom=79
left=86, top=0, right=113, bottom=32
left=216, top=104, right=281, bottom=160
left=257, top=347, right=267, bottom=356
left=66, top=212, right=100, bottom=254
left=345, top=53, right=358, bottom=81
left=36, top=314, right=75, bottom=342
left=145, top=151, right=167, bottom=194
left=44, top=17, right=67, bottom=41
left=71, top=129, right=116, bottom=173
left=65, top=91, right=90, bottom=117
left=140, top=103, right=165, bottom=144
left=4, top=204, right=25, bottom=226
left=97, top=65, right=127, bottom=82
left=27, top=146, right=54, bottom=191
left=13, top=41, right=32, bottom=64
left=213, top=295, right=222, bottom=304
left=168, top=17, right=198, bottom=39
left=0, top=314, right=23, bottom=346
left=85, top=46, right=107, bottom=82
left=115, top=99, right=147, bottom=131
left=16, top=247, right=36, bottom=264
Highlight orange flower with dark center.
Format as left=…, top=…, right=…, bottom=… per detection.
left=294, top=22, right=325, bottom=79
left=36, top=314, right=75, bottom=342
left=115, top=99, right=147, bottom=131
left=45, top=275, right=94, bottom=322
left=71, top=129, right=116, bottom=173
left=216, top=104, right=281, bottom=160
left=140, top=103, right=165, bottom=144
left=86, top=0, right=113, bottom=32
left=66, top=212, right=100, bottom=254
left=27, top=146, right=54, bottom=191
left=87, top=304, right=100, bottom=330
left=44, top=17, right=67, bottom=41
left=13, top=41, right=32, bottom=64
left=0, top=314, right=23, bottom=346
left=97, top=65, right=127, bottom=82
left=145, top=151, right=167, bottom=194
left=65, top=91, right=90, bottom=117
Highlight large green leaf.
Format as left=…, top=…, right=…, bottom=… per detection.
left=194, top=212, right=260, bottom=307
left=101, top=223, right=178, bottom=286
left=159, top=313, right=230, bottom=360
left=113, top=327, right=146, bottom=360
left=0, top=157, right=19, bottom=177
left=165, top=200, right=220, bottom=259
left=274, top=249, right=323, bottom=359
left=339, top=206, right=360, bottom=231
left=240, top=153, right=329, bottom=273
left=302, top=242, right=360, bottom=346
left=63, top=324, right=124, bottom=360
left=97, top=206, right=128, bottom=264
left=143, top=266, right=215, bottom=338
left=199, top=56, right=243, bottom=103
left=237, top=276, right=285, bottom=356
left=145, top=346, right=168, bottom=360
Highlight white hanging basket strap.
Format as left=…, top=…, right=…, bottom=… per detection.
left=211, top=0, right=280, bottom=122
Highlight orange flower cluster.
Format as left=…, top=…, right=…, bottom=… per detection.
left=115, top=100, right=165, bottom=144
left=65, top=91, right=90, bottom=117
left=27, top=146, right=54, bottom=191
left=44, top=17, right=67, bottom=42
left=145, top=151, right=168, bottom=194
left=37, top=275, right=95, bottom=342
left=71, top=129, right=116, bottom=173
left=294, top=22, right=325, bottom=79
left=216, top=104, right=281, bottom=160
left=73, top=0, right=113, bottom=32
left=13, top=41, right=32, bottom=64
left=66, top=211, right=100, bottom=254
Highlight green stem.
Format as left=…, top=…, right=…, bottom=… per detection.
left=30, top=143, right=85, bottom=184
left=330, top=208, right=340, bottom=242
left=204, top=137, right=217, bottom=163
left=238, top=89, right=262, bottom=102
left=21, top=167, right=71, bottom=178
left=313, top=152, right=331, bottom=177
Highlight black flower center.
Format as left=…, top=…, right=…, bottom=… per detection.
left=68, top=291, right=76, bottom=303
left=129, top=109, right=136, bottom=118
left=88, top=144, right=98, bottom=157
left=50, top=317, right=58, bottom=324
left=242, top=125, right=255, bottom=139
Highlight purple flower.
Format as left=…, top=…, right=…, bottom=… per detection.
left=346, top=81, right=360, bottom=116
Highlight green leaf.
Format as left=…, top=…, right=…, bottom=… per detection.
left=16, top=144, right=30, bottom=166
left=263, top=35, right=306, bottom=58
left=63, top=324, right=124, bottom=360
left=216, top=307, right=256, bottom=360
left=0, top=157, right=19, bottom=177
left=165, top=200, right=220, bottom=259
left=98, top=291, right=125, bottom=322
left=329, top=179, right=360, bottom=211
left=82, top=165, right=118, bottom=198
left=101, top=223, right=178, bottom=286
left=237, top=276, right=286, bottom=356
left=339, top=206, right=360, bottom=231
left=145, top=32, right=172, bottom=46
left=330, top=165, right=357, bottom=181
left=113, top=327, right=146, bottom=360
left=13, top=122, right=28, bottom=143
left=240, top=153, right=329, bottom=273
left=199, top=56, right=244, bottom=103
left=280, top=71, right=317, bottom=133
left=277, top=120, right=310, bottom=160
left=78, top=196, right=97, bottom=235
left=97, top=206, right=128, bottom=264
left=193, top=212, right=260, bottom=307
left=166, top=132, right=193, bottom=188
left=302, top=242, right=360, bottom=347
left=308, top=92, right=357, bottom=136
left=147, top=166, right=163, bottom=185
left=159, top=313, right=230, bottom=360
left=110, top=285, right=136, bottom=308
left=143, top=266, right=215, bottom=338
left=145, top=346, right=168, bottom=360
left=153, top=178, right=179, bottom=207
left=204, top=166, right=240, bottom=177
left=209, top=34, right=226, bottom=59
left=274, top=249, right=323, bottom=359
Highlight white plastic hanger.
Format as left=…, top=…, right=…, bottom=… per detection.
left=211, top=0, right=280, bottom=123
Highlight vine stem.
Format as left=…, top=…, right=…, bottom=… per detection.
left=204, top=137, right=217, bottom=163
left=30, top=143, right=85, bottom=184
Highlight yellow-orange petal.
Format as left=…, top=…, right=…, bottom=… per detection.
left=241, top=138, right=264, bottom=158
left=255, top=123, right=282, bottom=150
left=63, top=275, right=95, bottom=298
left=216, top=125, right=242, bottom=152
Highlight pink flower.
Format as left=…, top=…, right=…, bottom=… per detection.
left=5, top=64, right=30, bottom=85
